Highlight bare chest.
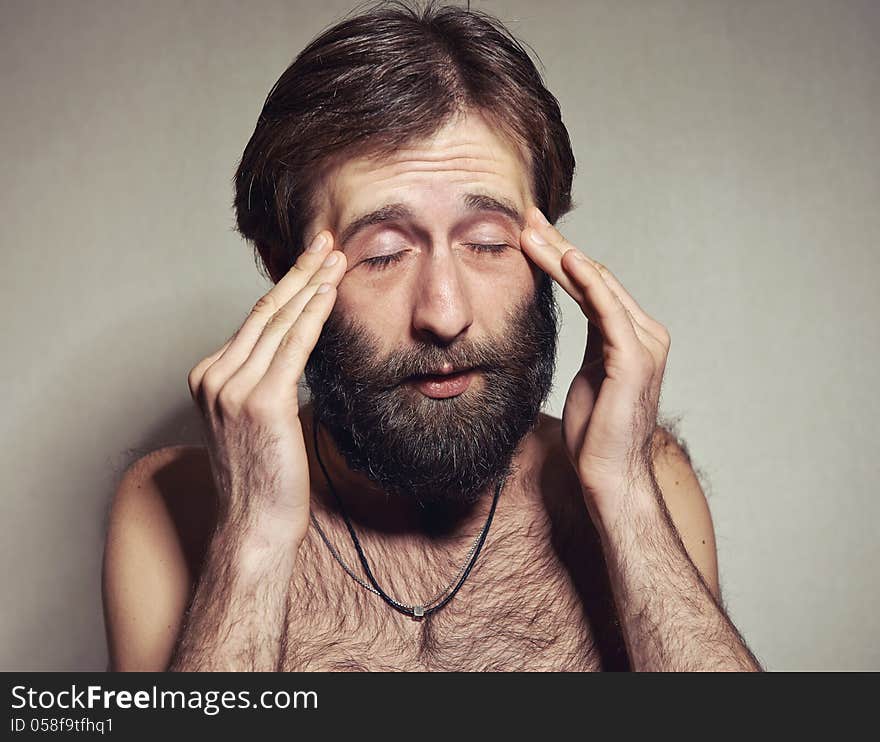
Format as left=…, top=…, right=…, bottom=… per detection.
left=279, top=497, right=630, bottom=672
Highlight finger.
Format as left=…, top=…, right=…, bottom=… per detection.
left=520, top=214, right=640, bottom=352
left=254, top=282, right=339, bottom=403
left=227, top=250, right=348, bottom=389
left=519, top=207, right=606, bottom=308
left=526, top=207, right=668, bottom=347
left=568, top=250, right=644, bottom=355
left=206, top=231, right=335, bottom=382
left=187, top=332, right=236, bottom=400
left=586, top=258, right=668, bottom=343
left=519, top=222, right=583, bottom=303
left=586, top=260, right=670, bottom=359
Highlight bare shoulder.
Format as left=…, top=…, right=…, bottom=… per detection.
left=649, top=424, right=721, bottom=600
left=527, top=414, right=721, bottom=601
left=102, top=445, right=217, bottom=671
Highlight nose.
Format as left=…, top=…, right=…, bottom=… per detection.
left=410, top=248, right=474, bottom=346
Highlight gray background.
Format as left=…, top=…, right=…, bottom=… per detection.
left=1, top=0, right=877, bottom=671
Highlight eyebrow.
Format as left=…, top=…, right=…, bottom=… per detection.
left=337, top=193, right=525, bottom=248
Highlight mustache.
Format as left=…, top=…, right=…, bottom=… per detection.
left=373, top=343, right=516, bottom=390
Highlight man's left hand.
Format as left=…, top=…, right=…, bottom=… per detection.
left=520, top=207, right=671, bottom=534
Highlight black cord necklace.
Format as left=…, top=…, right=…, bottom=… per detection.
left=310, top=414, right=505, bottom=620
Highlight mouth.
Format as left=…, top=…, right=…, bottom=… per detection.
left=406, top=366, right=476, bottom=399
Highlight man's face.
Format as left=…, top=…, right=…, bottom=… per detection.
left=304, top=111, right=558, bottom=507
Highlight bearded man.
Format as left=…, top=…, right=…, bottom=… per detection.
left=102, top=2, right=761, bottom=672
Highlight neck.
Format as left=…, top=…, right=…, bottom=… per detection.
left=301, top=402, right=515, bottom=540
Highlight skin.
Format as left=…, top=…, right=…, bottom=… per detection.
left=300, top=109, right=543, bottom=514
left=102, top=108, right=761, bottom=671
left=519, top=212, right=762, bottom=669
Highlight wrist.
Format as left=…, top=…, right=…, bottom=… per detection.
left=218, top=495, right=309, bottom=546
left=211, top=513, right=305, bottom=579
left=582, top=474, right=666, bottom=545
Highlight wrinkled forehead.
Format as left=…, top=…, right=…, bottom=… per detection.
left=313, top=112, right=534, bottom=233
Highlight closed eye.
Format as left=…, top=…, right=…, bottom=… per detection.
left=362, top=243, right=510, bottom=271
left=362, top=252, right=405, bottom=270
left=464, top=243, right=510, bottom=254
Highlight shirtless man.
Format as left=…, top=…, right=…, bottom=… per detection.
left=102, top=3, right=761, bottom=672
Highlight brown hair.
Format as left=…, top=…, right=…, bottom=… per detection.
left=234, top=0, right=575, bottom=284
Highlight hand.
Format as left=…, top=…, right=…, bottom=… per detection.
left=520, top=207, right=671, bottom=531
left=187, top=233, right=347, bottom=546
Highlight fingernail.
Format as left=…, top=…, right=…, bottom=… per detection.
left=529, top=228, right=548, bottom=246
left=534, top=208, right=550, bottom=226
left=322, top=252, right=339, bottom=267
left=307, top=233, right=328, bottom=252
left=316, top=283, right=332, bottom=294
left=569, top=249, right=587, bottom=261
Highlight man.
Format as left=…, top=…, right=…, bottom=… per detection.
left=102, top=2, right=761, bottom=671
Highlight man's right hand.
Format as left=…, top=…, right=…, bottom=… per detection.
left=187, top=231, right=346, bottom=548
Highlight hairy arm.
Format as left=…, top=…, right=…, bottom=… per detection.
left=516, top=209, right=759, bottom=672
left=102, top=446, right=302, bottom=672
left=168, top=516, right=301, bottom=672
left=597, top=428, right=762, bottom=672
left=169, top=229, right=345, bottom=670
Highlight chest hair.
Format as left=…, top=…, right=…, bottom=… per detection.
left=280, top=490, right=630, bottom=672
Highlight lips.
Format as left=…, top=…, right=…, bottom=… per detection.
left=408, top=368, right=474, bottom=399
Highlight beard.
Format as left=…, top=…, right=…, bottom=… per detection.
left=304, top=273, right=559, bottom=508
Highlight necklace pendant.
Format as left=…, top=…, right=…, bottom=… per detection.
left=412, top=605, right=425, bottom=620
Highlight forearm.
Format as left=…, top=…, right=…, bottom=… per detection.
left=169, top=518, right=301, bottom=672
left=594, top=477, right=762, bottom=672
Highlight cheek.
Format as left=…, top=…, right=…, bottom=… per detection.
left=332, top=283, right=408, bottom=352
left=474, top=249, right=537, bottom=297
left=469, top=256, right=538, bottom=328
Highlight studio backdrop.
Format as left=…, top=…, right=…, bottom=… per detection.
left=1, top=0, right=878, bottom=671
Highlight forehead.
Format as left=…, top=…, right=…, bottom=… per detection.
left=314, top=112, right=533, bottom=230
